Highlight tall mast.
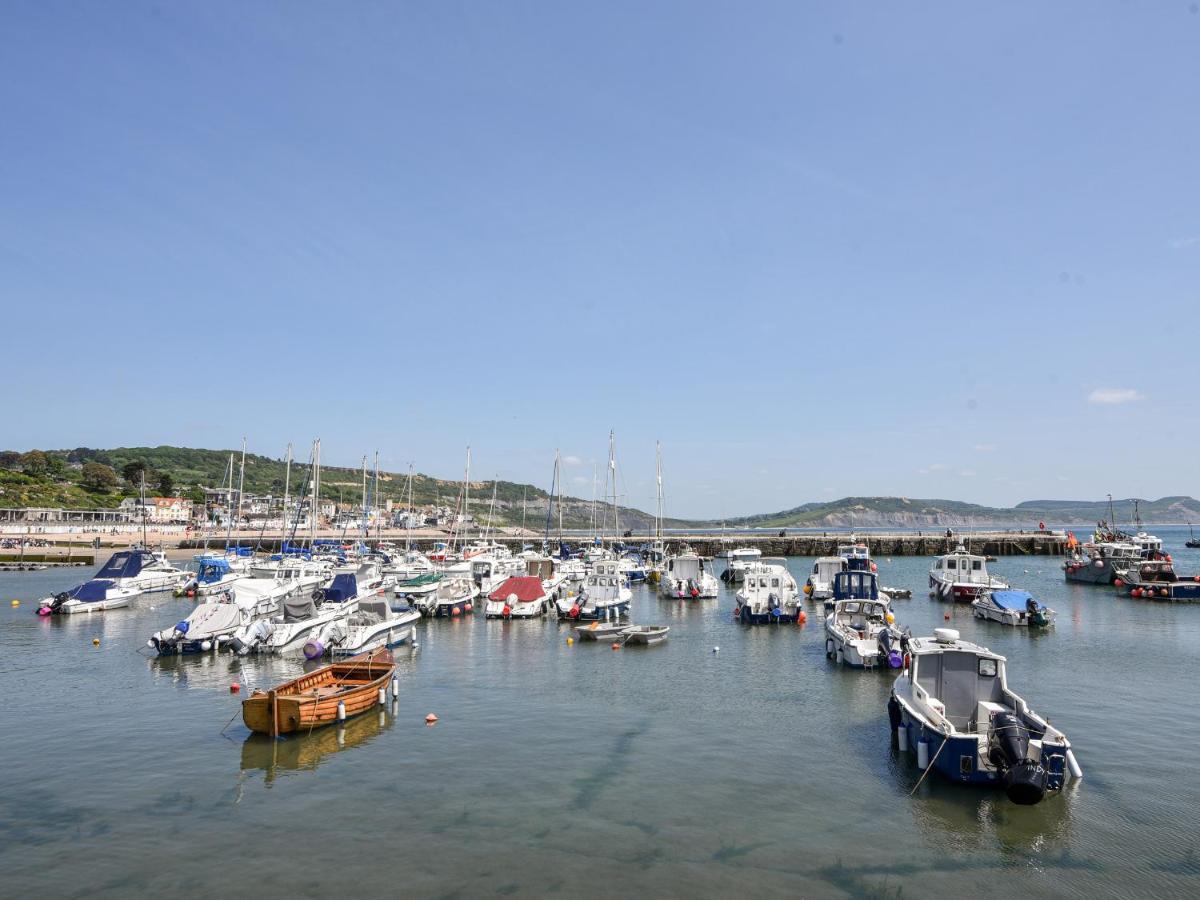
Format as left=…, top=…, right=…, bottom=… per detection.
left=521, top=485, right=527, bottom=535
left=655, top=441, right=663, bottom=544
left=590, top=465, right=598, bottom=537
left=223, top=452, right=235, bottom=547
left=544, top=450, right=559, bottom=549
left=311, top=438, right=322, bottom=548
left=557, top=452, right=564, bottom=545
left=373, top=451, right=380, bottom=543
left=405, top=464, right=414, bottom=553
left=610, top=430, right=619, bottom=542
left=140, top=469, right=148, bottom=547
left=361, top=454, right=368, bottom=543
left=235, top=438, right=246, bottom=550
left=483, top=478, right=498, bottom=543
left=463, top=446, right=471, bottom=546
left=281, top=443, right=292, bottom=547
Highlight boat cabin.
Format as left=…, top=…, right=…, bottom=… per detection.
left=1130, top=561, right=1178, bottom=584
left=832, top=569, right=880, bottom=602
left=904, top=632, right=1010, bottom=733
left=932, top=546, right=992, bottom=585
left=837, top=543, right=871, bottom=571
left=829, top=598, right=890, bottom=633
left=728, top=547, right=762, bottom=564
left=666, top=553, right=709, bottom=581
left=1132, top=532, right=1163, bottom=559
left=194, top=555, right=234, bottom=585
left=812, top=556, right=847, bottom=582
left=95, top=550, right=158, bottom=580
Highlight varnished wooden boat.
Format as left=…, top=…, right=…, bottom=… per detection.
left=242, top=647, right=396, bottom=736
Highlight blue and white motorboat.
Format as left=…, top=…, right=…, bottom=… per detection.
left=184, top=552, right=251, bottom=597
left=721, top=546, right=763, bottom=584
left=38, top=548, right=189, bottom=615
left=148, top=575, right=311, bottom=655
left=888, top=628, right=1082, bottom=804
left=822, top=567, right=888, bottom=614
left=658, top=547, right=719, bottom=600
left=824, top=596, right=903, bottom=668
left=618, top=555, right=648, bottom=583
left=972, top=590, right=1055, bottom=627
left=310, top=598, right=421, bottom=659
left=734, top=559, right=801, bottom=624
left=928, top=543, right=1008, bottom=603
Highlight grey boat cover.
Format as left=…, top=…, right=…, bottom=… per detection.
left=185, top=602, right=242, bottom=640
left=284, top=595, right=317, bottom=622
left=356, top=599, right=390, bottom=625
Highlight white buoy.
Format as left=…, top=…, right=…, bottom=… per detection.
left=917, top=739, right=930, bottom=769
left=391, top=676, right=399, bottom=696
left=836, top=648, right=844, bottom=665
left=898, top=726, right=909, bottom=752
left=712, top=646, right=719, bottom=653
left=378, top=687, right=386, bottom=706
left=336, top=700, right=346, bottom=722
left=201, top=640, right=213, bottom=652
left=1066, top=749, right=1084, bottom=779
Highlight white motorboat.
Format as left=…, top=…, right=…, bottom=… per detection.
left=231, top=565, right=376, bottom=656
left=804, top=556, right=846, bottom=602
left=658, top=548, right=719, bottom=599
left=734, top=559, right=801, bottom=624
left=824, top=591, right=903, bottom=669
left=972, top=590, right=1055, bottom=627
left=185, top=552, right=252, bottom=597
left=721, top=547, right=762, bottom=584
left=557, top=559, right=631, bottom=621
left=484, top=575, right=552, bottom=618
left=620, top=624, right=669, bottom=646
left=38, top=548, right=189, bottom=615
left=413, top=576, right=478, bottom=618
left=150, top=575, right=308, bottom=655
left=928, top=544, right=1008, bottom=603
left=308, top=598, right=421, bottom=659
left=889, top=628, right=1081, bottom=804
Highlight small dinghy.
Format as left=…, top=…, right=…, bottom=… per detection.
left=972, top=590, right=1054, bottom=627
left=620, top=625, right=669, bottom=646
left=573, top=621, right=629, bottom=641
left=241, top=647, right=396, bottom=736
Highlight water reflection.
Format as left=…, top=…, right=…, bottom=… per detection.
left=240, top=701, right=398, bottom=784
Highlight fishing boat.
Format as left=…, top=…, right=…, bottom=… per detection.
left=149, top=576, right=306, bottom=655
left=658, top=547, right=720, bottom=599
left=1118, top=560, right=1200, bottom=601
left=972, top=590, right=1055, bottom=626
left=38, top=548, right=189, bottom=614
left=392, top=572, right=442, bottom=606
left=484, top=575, right=552, bottom=618
left=416, top=576, right=478, bottom=618
left=928, top=544, right=1008, bottom=603
left=838, top=539, right=874, bottom=572
left=308, top=599, right=421, bottom=659
left=618, top=555, right=648, bottom=583
left=734, top=559, right=801, bottom=624
left=1063, top=536, right=1141, bottom=585
left=1187, top=523, right=1200, bottom=550
left=721, top=547, right=763, bottom=584
left=888, top=628, right=1082, bottom=804
left=620, top=624, right=669, bottom=646
left=824, top=592, right=903, bottom=668
left=804, top=556, right=845, bottom=602
left=241, top=647, right=396, bottom=736
left=556, top=559, right=631, bottom=621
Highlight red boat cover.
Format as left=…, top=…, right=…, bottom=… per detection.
left=487, top=576, right=546, bottom=603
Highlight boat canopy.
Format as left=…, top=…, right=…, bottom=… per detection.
left=488, top=576, right=545, bottom=603
left=323, top=573, right=359, bottom=603
left=95, top=551, right=149, bottom=580
left=195, top=557, right=233, bottom=583
left=833, top=570, right=879, bottom=601
left=991, top=590, right=1035, bottom=610
left=68, top=579, right=116, bottom=601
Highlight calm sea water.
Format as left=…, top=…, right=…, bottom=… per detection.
left=2, top=529, right=1200, bottom=898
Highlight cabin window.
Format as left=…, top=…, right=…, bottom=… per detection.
left=946, top=559, right=957, bottom=570
left=771, top=578, right=780, bottom=588
left=972, top=560, right=982, bottom=571
left=978, top=658, right=997, bottom=677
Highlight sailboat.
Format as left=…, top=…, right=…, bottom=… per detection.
left=413, top=447, right=478, bottom=617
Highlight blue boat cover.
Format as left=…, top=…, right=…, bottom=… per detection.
left=95, top=551, right=147, bottom=580
left=195, top=557, right=233, bottom=583
left=323, top=573, right=359, bottom=603
left=833, top=570, right=879, bottom=601
left=991, top=590, right=1035, bottom=610
left=69, top=579, right=115, bottom=601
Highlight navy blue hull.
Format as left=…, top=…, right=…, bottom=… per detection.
left=736, top=607, right=799, bottom=625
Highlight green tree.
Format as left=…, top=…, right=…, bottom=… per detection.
left=0, top=451, right=20, bottom=471
left=157, top=472, right=175, bottom=497
left=20, top=450, right=49, bottom=476
left=81, top=462, right=120, bottom=492
left=187, top=485, right=205, bottom=505
left=122, top=460, right=148, bottom=486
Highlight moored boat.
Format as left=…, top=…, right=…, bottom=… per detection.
left=1118, top=560, right=1200, bottom=601
left=620, top=624, right=669, bottom=646
left=658, top=547, right=719, bottom=600
left=38, top=548, right=189, bottom=615
left=734, top=559, right=801, bottom=624
left=309, top=599, right=420, bottom=659
left=972, top=590, right=1055, bottom=627
left=241, top=648, right=396, bottom=736
left=804, top=556, right=845, bottom=602
left=928, top=544, right=1007, bottom=602
left=824, top=591, right=903, bottom=669
left=888, top=628, right=1081, bottom=804
left=484, top=575, right=552, bottom=618
left=721, top=547, right=762, bottom=584
left=556, top=559, right=631, bottom=621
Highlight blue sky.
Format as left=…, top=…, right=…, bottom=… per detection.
left=2, top=1, right=1197, bottom=517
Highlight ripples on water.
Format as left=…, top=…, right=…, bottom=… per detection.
left=2, top=532, right=1200, bottom=897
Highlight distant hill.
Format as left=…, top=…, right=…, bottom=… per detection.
left=721, top=495, right=1200, bottom=528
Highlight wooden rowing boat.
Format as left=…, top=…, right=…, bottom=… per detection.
left=241, top=647, right=396, bottom=736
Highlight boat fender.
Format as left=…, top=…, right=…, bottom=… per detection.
left=502, top=604, right=512, bottom=618
left=887, top=695, right=902, bottom=731
left=312, top=589, right=326, bottom=602
left=733, top=605, right=742, bottom=619
left=303, top=639, right=325, bottom=660
left=826, top=638, right=834, bottom=657
left=569, top=605, right=580, bottom=618
left=797, top=610, right=807, bottom=625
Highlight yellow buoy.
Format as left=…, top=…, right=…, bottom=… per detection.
left=10, top=599, right=19, bottom=607
left=92, top=637, right=101, bottom=647
left=566, top=637, right=574, bottom=645
left=886, top=613, right=895, bottom=624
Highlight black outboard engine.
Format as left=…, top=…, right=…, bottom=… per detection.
left=877, top=629, right=893, bottom=655
left=1025, top=597, right=1039, bottom=616
left=50, top=591, right=71, bottom=613
left=988, top=711, right=1047, bottom=804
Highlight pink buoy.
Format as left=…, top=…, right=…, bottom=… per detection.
left=37, top=607, right=52, bottom=617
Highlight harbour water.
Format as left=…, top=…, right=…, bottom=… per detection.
left=2, top=529, right=1200, bottom=897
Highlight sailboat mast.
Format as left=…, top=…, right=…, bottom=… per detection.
left=140, top=470, right=148, bottom=547
left=235, top=438, right=246, bottom=550
left=462, top=446, right=471, bottom=551
left=361, top=454, right=368, bottom=543
left=281, top=443, right=292, bottom=544
left=373, top=451, right=380, bottom=543
left=610, top=430, right=619, bottom=542
left=655, top=440, right=663, bottom=543
left=311, top=439, right=322, bottom=549
left=223, top=452, right=235, bottom=547
left=521, top=485, right=527, bottom=535
left=405, top=464, right=414, bottom=553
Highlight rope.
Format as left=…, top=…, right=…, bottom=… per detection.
left=909, top=734, right=950, bottom=796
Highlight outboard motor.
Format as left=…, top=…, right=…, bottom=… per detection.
left=988, top=711, right=1047, bottom=804
left=878, top=629, right=903, bottom=668
left=50, top=591, right=71, bottom=613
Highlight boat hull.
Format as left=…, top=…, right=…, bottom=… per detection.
left=735, top=606, right=800, bottom=625
left=242, top=650, right=395, bottom=735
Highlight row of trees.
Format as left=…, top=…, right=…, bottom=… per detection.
left=0, top=450, right=177, bottom=495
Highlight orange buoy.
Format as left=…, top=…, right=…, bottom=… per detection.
left=450, top=606, right=461, bottom=617
left=611, top=642, right=621, bottom=650
left=92, top=637, right=101, bottom=646
left=1114, top=578, right=1124, bottom=588
left=425, top=713, right=438, bottom=724
left=230, top=683, right=241, bottom=693
left=797, top=610, right=807, bottom=625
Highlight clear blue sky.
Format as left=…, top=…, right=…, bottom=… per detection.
left=2, top=2, right=1197, bottom=517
